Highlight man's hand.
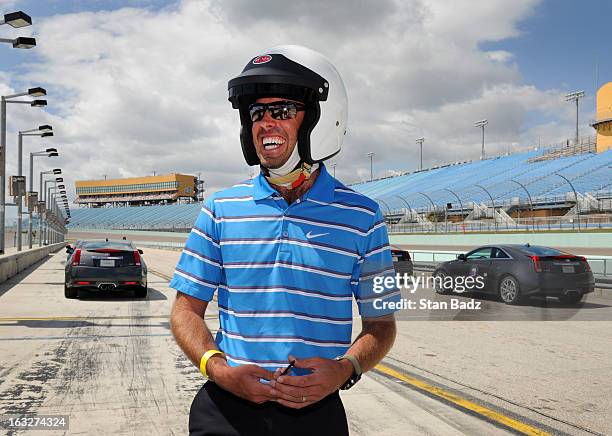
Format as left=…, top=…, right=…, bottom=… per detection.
left=270, top=355, right=353, bottom=409
left=213, top=362, right=278, bottom=404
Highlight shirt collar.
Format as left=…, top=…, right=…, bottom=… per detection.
left=252, top=163, right=335, bottom=203
left=302, top=163, right=335, bottom=203
left=253, top=169, right=277, bottom=201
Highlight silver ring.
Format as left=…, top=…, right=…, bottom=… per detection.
left=302, top=396, right=307, bottom=403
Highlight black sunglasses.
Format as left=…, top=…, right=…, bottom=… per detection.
left=248, top=100, right=305, bottom=122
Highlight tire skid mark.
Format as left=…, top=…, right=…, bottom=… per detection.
left=0, top=337, right=70, bottom=436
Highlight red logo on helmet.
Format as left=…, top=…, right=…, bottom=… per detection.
left=253, top=55, right=272, bottom=65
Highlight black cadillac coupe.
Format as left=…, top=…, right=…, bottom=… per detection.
left=432, top=244, right=594, bottom=305
left=65, top=240, right=148, bottom=299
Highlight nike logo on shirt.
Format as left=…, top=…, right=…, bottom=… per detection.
left=306, top=231, right=330, bottom=239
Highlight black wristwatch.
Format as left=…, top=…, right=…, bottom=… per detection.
left=335, top=355, right=362, bottom=390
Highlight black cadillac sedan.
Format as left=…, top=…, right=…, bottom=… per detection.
left=391, top=246, right=414, bottom=277
left=432, top=244, right=594, bottom=305
left=65, top=240, right=148, bottom=299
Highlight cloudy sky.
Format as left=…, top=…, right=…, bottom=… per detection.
left=0, top=0, right=610, bottom=216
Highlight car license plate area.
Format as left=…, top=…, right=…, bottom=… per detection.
left=562, top=265, right=575, bottom=273
left=99, top=259, right=115, bottom=267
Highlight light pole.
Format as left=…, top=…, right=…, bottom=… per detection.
left=1, top=87, right=47, bottom=253
left=49, top=191, right=67, bottom=244
left=49, top=185, right=65, bottom=244
left=18, top=126, right=53, bottom=250
left=42, top=178, right=62, bottom=245
left=416, top=137, right=424, bottom=170
left=28, top=148, right=58, bottom=248
left=366, top=152, right=374, bottom=181
left=39, top=170, right=61, bottom=246
left=0, top=11, right=35, bottom=49
left=474, top=119, right=488, bottom=159
left=565, top=91, right=585, bottom=147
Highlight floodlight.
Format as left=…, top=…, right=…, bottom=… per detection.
left=30, top=99, right=47, bottom=107
left=3, top=11, right=32, bottom=28
left=13, top=37, right=36, bottom=49
left=28, top=87, right=46, bottom=97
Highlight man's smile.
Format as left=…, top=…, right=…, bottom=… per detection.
left=262, top=136, right=286, bottom=150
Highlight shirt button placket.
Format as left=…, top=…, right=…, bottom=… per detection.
left=280, top=209, right=290, bottom=255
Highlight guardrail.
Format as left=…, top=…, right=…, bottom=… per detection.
left=389, top=215, right=612, bottom=233
left=0, top=242, right=65, bottom=283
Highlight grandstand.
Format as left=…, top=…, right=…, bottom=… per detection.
left=350, top=144, right=611, bottom=232
left=68, top=202, right=201, bottom=230
left=75, top=173, right=200, bottom=207
left=67, top=143, right=612, bottom=233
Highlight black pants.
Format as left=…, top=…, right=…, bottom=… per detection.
left=189, top=381, right=349, bottom=436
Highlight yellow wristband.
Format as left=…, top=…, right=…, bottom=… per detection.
left=200, top=350, right=225, bottom=379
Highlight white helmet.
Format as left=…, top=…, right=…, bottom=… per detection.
left=228, top=45, right=348, bottom=166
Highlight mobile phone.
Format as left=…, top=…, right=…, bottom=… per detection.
left=281, top=359, right=296, bottom=376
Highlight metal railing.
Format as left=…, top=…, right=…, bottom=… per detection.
left=389, top=214, right=612, bottom=234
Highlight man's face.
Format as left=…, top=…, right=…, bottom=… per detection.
left=251, top=97, right=304, bottom=169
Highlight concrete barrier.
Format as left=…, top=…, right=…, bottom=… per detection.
left=0, top=243, right=65, bottom=283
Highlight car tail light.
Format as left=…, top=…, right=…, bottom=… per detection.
left=133, top=250, right=141, bottom=266
left=579, top=256, right=591, bottom=272
left=76, top=281, right=90, bottom=285
left=72, top=249, right=81, bottom=266
left=530, top=255, right=542, bottom=272
left=122, top=281, right=138, bottom=285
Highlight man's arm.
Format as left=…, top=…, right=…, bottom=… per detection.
left=170, top=292, right=277, bottom=403
left=344, top=313, right=397, bottom=373
left=271, top=314, right=396, bottom=409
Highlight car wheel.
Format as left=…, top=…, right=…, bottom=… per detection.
left=498, top=275, right=521, bottom=305
left=558, top=293, right=584, bottom=305
left=135, top=285, right=148, bottom=299
left=433, top=270, right=451, bottom=294
left=64, top=284, right=78, bottom=299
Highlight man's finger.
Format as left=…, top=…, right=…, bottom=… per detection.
left=276, top=373, right=318, bottom=387
left=273, top=389, right=305, bottom=403
left=271, top=381, right=319, bottom=399
left=247, top=365, right=276, bottom=380
left=291, top=357, right=322, bottom=369
left=276, top=397, right=315, bottom=409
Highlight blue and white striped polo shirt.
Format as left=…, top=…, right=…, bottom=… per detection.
left=170, top=164, right=400, bottom=372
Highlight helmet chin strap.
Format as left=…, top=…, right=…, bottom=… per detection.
left=264, top=143, right=319, bottom=189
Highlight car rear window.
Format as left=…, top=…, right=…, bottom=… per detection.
left=520, top=246, right=569, bottom=256
left=82, top=241, right=133, bottom=250
left=77, top=244, right=138, bottom=267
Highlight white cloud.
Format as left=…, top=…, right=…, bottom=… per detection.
left=486, top=50, right=513, bottom=63
left=1, top=0, right=584, bottom=206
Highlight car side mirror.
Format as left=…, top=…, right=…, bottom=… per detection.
left=457, top=253, right=466, bottom=261
left=138, top=249, right=143, bottom=254
left=66, top=247, right=74, bottom=254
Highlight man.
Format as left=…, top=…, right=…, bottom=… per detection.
left=170, top=45, right=401, bottom=436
